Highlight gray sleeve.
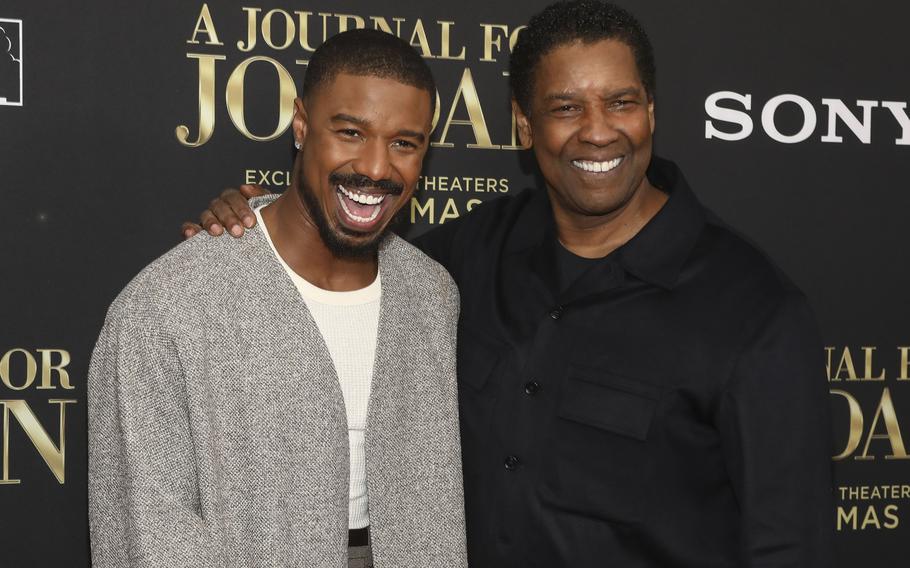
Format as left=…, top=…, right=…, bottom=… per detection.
left=87, top=300, right=225, bottom=568
left=439, top=278, right=469, bottom=567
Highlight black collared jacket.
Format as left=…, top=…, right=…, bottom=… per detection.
left=414, top=157, right=833, bottom=567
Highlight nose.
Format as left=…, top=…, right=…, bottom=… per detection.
left=353, top=138, right=392, bottom=183
left=577, top=106, right=620, bottom=147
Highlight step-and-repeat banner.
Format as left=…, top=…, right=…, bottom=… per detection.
left=1, top=1, right=908, bottom=566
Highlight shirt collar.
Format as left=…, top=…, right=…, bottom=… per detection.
left=506, top=156, right=706, bottom=290
left=617, top=156, right=706, bottom=289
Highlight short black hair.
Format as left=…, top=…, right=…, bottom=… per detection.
left=303, top=28, right=436, bottom=115
left=509, top=0, right=656, bottom=112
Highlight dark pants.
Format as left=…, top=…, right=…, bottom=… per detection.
left=347, top=543, right=374, bottom=568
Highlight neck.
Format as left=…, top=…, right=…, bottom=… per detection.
left=261, top=188, right=378, bottom=292
left=552, top=178, right=668, bottom=259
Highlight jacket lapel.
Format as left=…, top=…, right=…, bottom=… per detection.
left=367, top=235, right=416, bottom=436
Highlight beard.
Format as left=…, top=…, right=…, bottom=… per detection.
left=297, top=174, right=404, bottom=260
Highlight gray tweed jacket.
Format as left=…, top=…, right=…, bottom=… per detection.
left=88, top=214, right=467, bottom=567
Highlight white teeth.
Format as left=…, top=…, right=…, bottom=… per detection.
left=338, top=185, right=387, bottom=205
left=571, top=157, right=623, bottom=173
left=337, top=192, right=382, bottom=223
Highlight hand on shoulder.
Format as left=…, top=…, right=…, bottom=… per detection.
left=181, top=184, right=272, bottom=239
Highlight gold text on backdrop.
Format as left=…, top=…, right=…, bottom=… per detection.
left=0, top=348, right=76, bottom=484
left=176, top=4, right=526, bottom=148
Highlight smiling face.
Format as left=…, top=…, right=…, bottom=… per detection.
left=292, top=73, right=432, bottom=258
left=514, top=39, right=655, bottom=224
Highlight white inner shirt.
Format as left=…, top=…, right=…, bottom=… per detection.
left=255, top=205, right=380, bottom=529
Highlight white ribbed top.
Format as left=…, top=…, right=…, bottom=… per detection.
left=255, top=205, right=379, bottom=529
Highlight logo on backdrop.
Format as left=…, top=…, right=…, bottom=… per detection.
left=704, top=91, right=910, bottom=146
left=0, top=18, right=23, bottom=107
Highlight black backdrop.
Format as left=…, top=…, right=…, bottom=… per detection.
left=1, top=1, right=908, bottom=566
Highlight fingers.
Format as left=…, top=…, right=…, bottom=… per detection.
left=224, top=187, right=257, bottom=229
left=199, top=208, right=226, bottom=236
left=207, top=195, right=245, bottom=237
left=181, top=222, right=203, bottom=240
left=239, top=183, right=270, bottom=199
left=191, top=184, right=271, bottom=240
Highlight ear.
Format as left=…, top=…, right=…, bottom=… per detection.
left=511, top=99, right=533, bottom=149
left=647, top=96, right=655, bottom=135
left=292, top=97, right=308, bottom=148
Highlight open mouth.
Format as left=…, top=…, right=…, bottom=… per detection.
left=571, top=156, right=624, bottom=174
left=335, top=185, right=393, bottom=228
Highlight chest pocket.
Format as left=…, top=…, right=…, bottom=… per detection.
left=541, top=365, right=663, bottom=523
left=557, top=364, right=661, bottom=440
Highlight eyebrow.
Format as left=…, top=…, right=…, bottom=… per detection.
left=396, top=129, right=426, bottom=144
left=331, top=113, right=369, bottom=127
left=542, top=87, right=643, bottom=103
left=602, top=87, right=643, bottom=100
left=330, top=113, right=426, bottom=144
left=542, top=93, right=577, bottom=104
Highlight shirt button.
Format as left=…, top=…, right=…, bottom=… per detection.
left=549, top=306, right=564, bottom=320
left=504, top=455, right=521, bottom=470
left=524, top=380, right=541, bottom=395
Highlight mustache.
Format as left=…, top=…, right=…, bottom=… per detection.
left=329, top=172, right=403, bottom=194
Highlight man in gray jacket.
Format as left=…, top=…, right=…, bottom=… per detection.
left=88, top=30, right=467, bottom=568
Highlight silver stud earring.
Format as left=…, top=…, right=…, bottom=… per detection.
left=294, top=140, right=302, bottom=150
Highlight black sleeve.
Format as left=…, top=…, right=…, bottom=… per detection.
left=716, top=292, right=835, bottom=567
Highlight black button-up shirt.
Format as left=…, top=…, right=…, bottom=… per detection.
left=414, top=157, right=833, bottom=567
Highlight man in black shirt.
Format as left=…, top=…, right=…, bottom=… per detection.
left=185, top=1, right=833, bottom=566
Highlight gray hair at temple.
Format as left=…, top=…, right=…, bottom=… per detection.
left=509, top=0, right=657, bottom=112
